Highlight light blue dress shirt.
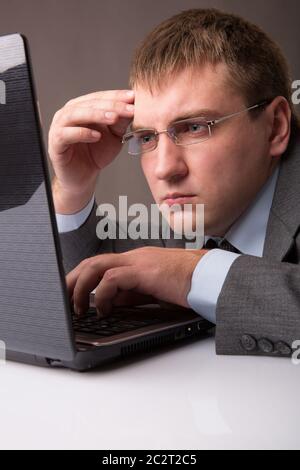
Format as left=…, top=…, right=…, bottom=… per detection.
left=56, top=196, right=95, bottom=233
left=55, top=166, right=279, bottom=324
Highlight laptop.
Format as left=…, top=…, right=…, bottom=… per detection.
left=0, top=33, right=213, bottom=371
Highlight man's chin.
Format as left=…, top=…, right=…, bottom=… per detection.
left=160, top=206, right=204, bottom=242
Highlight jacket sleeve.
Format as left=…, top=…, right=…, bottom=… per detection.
left=215, top=253, right=300, bottom=357
left=58, top=202, right=104, bottom=273
left=58, top=202, right=151, bottom=274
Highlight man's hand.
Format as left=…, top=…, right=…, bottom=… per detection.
left=48, top=89, right=135, bottom=214
left=66, top=247, right=208, bottom=316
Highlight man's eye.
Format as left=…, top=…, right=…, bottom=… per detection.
left=175, top=121, right=207, bottom=135
left=139, top=134, right=155, bottom=145
left=187, top=122, right=207, bottom=133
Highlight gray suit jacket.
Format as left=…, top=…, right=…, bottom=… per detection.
left=59, top=134, right=300, bottom=358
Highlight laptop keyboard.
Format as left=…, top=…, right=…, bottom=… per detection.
left=72, top=307, right=164, bottom=338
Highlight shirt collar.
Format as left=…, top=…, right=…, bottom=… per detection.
left=205, top=165, right=279, bottom=256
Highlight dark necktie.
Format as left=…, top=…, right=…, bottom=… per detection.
left=204, top=238, right=241, bottom=254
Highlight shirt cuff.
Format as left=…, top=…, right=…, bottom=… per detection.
left=55, top=195, right=95, bottom=233
left=187, top=249, right=241, bottom=324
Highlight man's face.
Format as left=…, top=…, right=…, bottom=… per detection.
left=132, top=64, right=274, bottom=236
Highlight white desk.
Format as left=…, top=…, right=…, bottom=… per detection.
left=0, top=334, right=299, bottom=450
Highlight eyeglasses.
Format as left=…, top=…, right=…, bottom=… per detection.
left=121, top=100, right=270, bottom=156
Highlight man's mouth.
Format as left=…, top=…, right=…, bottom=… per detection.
left=161, top=193, right=197, bottom=206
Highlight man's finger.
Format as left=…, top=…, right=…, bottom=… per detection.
left=94, top=266, right=140, bottom=316
left=66, top=89, right=135, bottom=106
left=66, top=258, right=92, bottom=299
left=72, top=255, right=129, bottom=314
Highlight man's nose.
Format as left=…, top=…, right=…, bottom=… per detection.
left=154, top=133, right=188, bottom=182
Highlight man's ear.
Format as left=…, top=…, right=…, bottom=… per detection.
left=267, top=96, right=291, bottom=157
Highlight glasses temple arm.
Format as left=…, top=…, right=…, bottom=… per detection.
left=209, top=101, right=269, bottom=127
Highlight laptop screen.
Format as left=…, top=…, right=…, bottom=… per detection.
left=0, top=34, right=75, bottom=361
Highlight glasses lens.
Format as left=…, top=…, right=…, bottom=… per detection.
left=173, top=118, right=209, bottom=144
left=127, top=131, right=157, bottom=155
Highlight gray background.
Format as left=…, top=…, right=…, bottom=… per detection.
left=0, top=0, right=299, bottom=207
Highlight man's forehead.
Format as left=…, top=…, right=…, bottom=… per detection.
left=130, top=106, right=222, bottom=132
left=131, top=65, right=238, bottom=130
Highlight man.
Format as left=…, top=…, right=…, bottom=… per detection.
left=49, top=8, right=300, bottom=357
